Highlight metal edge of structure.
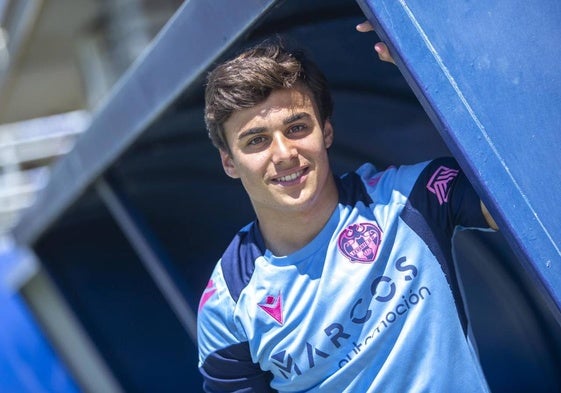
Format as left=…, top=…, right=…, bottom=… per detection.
left=12, top=0, right=282, bottom=246
left=356, top=0, right=561, bottom=317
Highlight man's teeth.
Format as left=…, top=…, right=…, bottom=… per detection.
left=278, top=170, right=303, bottom=182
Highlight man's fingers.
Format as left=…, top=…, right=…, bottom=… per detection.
left=375, top=42, right=396, bottom=64
left=356, top=20, right=374, bottom=32
left=356, top=20, right=396, bottom=64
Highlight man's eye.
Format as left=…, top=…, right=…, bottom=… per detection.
left=248, top=136, right=266, bottom=145
left=289, top=124, right=306, bottom=134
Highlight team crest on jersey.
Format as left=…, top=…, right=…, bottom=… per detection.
left=338, top=222, right=382, bottom=263
left=426, top=165, right=459, bottom=205
left=258, top=292, right=284, bottom=325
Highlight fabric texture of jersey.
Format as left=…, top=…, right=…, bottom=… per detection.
left=197, top=157, right=491, bottom=393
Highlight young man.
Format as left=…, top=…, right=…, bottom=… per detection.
left=197, top=22, right=496, bottom=392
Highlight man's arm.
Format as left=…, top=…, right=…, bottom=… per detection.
left=481, top=201, right=498, bottom=230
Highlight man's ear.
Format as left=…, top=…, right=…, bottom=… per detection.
left=219, top=149, right=239, bottom=179
left=323, top=119, right=334, bottom=149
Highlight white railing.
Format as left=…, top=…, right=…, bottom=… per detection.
left=0, top=110, right=90, bottom=235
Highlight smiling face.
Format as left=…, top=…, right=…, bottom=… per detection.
left=220, top=85, right=337, bottom=222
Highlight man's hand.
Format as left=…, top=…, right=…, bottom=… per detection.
left=356, top=21, right=395, bottom=64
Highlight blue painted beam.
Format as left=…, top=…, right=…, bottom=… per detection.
left=356, top=0, right=561, bottom=319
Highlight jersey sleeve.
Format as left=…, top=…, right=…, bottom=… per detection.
left=197, top=262, right=276, bottom=393
left=406, top=157, right=490, bottom=237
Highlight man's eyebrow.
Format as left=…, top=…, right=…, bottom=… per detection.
left=283, top=112, right=311, bottom=124
left=238, top=127, right=266, bottom=141
left=237, top=112, right=311, bottom=140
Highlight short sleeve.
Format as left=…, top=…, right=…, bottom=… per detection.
left=198, top=261, right=276, bottom=392
left=407, top=157, right=489, bottom=237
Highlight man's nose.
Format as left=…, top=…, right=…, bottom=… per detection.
left=271, top=133, right=297, bottom=163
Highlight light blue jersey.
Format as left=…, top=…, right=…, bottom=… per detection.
left=198, top=158, right=491, bottom=392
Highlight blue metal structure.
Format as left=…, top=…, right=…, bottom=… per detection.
left=0, top=240, right=79, bottom=393
left=357, top=0, right=561, bottom=318
left=5, top=0, right=561, bottom=391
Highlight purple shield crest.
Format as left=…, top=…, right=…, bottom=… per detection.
left=338, top=222, right=382, bottom=263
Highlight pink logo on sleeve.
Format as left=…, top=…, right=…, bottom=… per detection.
left=426, top=166, right=460, bottom=205
left=259, top=292, right=284, bottom=325
left=198, top=279, right=217, bottom=311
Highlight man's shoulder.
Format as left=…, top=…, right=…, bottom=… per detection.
left=338, top=157, right=458, bottom=207
left=219, top=222, right=265, bottom=303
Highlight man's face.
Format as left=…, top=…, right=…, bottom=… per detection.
left=220, top=85, right=335, bottom=218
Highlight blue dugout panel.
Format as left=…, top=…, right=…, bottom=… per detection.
left=357, top=0, right=561, bottom=319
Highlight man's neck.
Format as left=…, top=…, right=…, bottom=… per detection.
left=256, top=178, right=339, bottom=257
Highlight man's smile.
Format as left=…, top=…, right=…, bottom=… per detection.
left=272, top=167, right=309, bottom=185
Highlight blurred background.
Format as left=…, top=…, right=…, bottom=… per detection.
left=0, top=0, right=183, bottom=237
left=0, top=0, right=559, bottom=392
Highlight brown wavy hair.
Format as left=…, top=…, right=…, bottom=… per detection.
left=204, top=38, right=333, bottom=152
